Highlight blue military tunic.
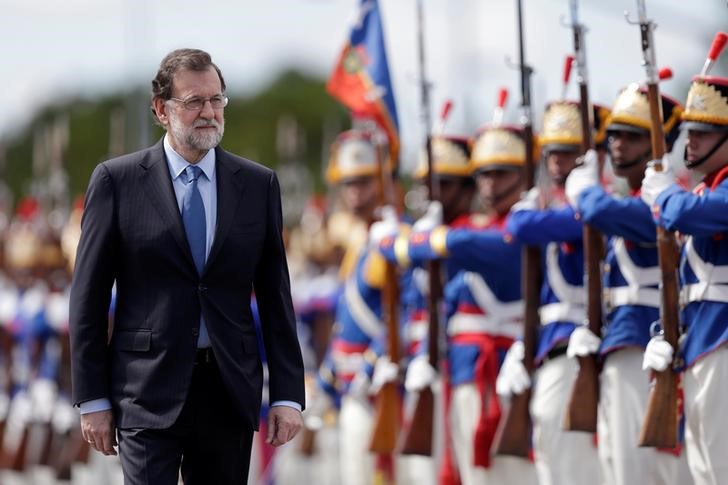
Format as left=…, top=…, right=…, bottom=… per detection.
left=578, top=186, right=660, bottom=355
left=506, top=197, right=585, bottom=364
left=653, top=168, right=728, bottom=367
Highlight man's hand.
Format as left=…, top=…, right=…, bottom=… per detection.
left=565, top=149, right=599, bottom=208
left=642, top=335, right=674, bottom=372
left=404, top=354, right=438, bottom=393
left=412, top=201, right=443, bottom=233
left=496, top=341, right=531, bottom=398
left=566, top=326, right=602, bottom=358
left=80, top=409, right=117, bottom=456
left=266, top=406, right=303, bottom=447
left=640, top=155, right=676, bottom=208
left=511, top=187, right=540, bottom=212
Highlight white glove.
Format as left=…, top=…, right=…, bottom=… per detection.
left=412, top=201, right=443, bottom=233
left=565, top=149, right=599, bottom=208
left=640, top=155, right=676, bottom=208
left=496, top=341, right=531, bottom=397
left=404, top=354, right=437, bottom=392
left=642, top=335, right=674, bottom=372
left=566, top=326, right=602, bottom=358
left=512, top=187, right=540, bottom=212
left=30, top=378, right=58, bottom=422
left=303, top=392, right=332, bottom=431
left=369, top=356, right=399, bottom=395
left=369, top=205, right=399, bottom=247
left=51, top=398, right=78, bottom=434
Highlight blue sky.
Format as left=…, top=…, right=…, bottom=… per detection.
left=1, top=0, right=726, bottom=167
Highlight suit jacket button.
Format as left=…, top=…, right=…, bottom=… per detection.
left=192, top=328, right=199, bottom=337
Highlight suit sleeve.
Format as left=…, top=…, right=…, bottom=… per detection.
left=254, top=172, right=306, bottom=410
left=69, top=164, right=117, bottom=406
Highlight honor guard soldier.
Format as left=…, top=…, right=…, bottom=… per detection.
left=393, top=127, right=537, bottom=485
left=499, top=100, right=607, bottom=485
left=314, top=130, right=390, bottom=485
left=373, top=133, right=478, bottom=485
left=641, top=73, right=728, bottom=484
left=566, top=80, right=692, bottom=485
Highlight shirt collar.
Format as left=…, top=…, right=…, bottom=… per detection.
left=163, top=134, right=216, bottom=181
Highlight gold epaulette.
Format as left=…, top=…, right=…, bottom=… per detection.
left=363, top=249, right=387, bottom=289
left=392, top=223, right=412, bottom=268
left=430, top=225, right=449, bottom=257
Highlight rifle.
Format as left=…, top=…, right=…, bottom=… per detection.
left=632, top=15, right=726, bottom=448
left=563, top=0, right=602, bottom=433
left=398, top=0, right=442, bottom=456
left=368, top=132, right=402, bottom=454
left=495, top=0, right=540, bottom=458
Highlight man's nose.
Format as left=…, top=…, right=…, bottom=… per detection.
left=199, top=100, right=215, bottom=118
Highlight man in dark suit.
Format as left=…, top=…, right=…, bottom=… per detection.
left=69, top=48, right=305, bottom=484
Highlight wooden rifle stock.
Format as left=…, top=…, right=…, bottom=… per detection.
left=638, top=76, right=680, bottom=447
left=398, top=385, right=435, bottom=455
left=298, top=426, right=317, bottom=456
left=398, top=257, right=441, bottom=456
left=0, top=425, right=29, bottom=471
left=563, top=223, right=601, bottom=431
left=369, top=260, right=402, bottom=453
left=495, top=244, right=540, bottom=457
left=563, top=16, right=603, bottom=432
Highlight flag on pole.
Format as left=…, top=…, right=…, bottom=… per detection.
left=327, top=0, right=400, bottom=164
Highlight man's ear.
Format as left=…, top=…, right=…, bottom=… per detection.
left=152, top=98, right=169, bottom=125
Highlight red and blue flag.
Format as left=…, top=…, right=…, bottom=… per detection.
left=327, top=0, right=400, bottom=163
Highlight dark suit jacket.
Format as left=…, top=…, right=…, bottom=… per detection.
left=69, top=139, right=305, bottom=431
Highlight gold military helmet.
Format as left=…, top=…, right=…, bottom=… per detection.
left=412, top=135, right=471, bottom=180
left=470, top=125, right=526, bottom=174
left=5, top=225, right=41, bottom=270
left=5, top=197, right=42, bottom=270
left=539, top=101, right=611, bottom=153
left=606, top=83, right=684, bottom=147
left=682, top=76, right=728, bottom=132
left=325, top=130, right=380, bottom=185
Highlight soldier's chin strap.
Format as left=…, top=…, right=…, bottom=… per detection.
left=610, top=147, right=652, bottom=170
left=490, top=173, right=524, bottom=206
left=684, top=132, right=728, bottom=169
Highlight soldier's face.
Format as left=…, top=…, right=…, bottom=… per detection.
left=476, top=169, right=522, bottom=211
left=686, top=130, right=728, bottom=175
left=608, top=131, right=651, bottom=172
left=339, top=177, right=378, bottom=221
left=437, top=178, right=474, bottom=223
left=546, top=150, right=579, bottom=187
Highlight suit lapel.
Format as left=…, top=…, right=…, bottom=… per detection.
left=205, top=148, right=245, bottom=272
left=139, top=140, right=197, bottom=273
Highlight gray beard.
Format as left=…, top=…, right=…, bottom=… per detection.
left=169, top=116, right=224, bottom=152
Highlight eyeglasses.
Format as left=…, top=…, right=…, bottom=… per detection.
left=168, top=94, right=228, bottom=111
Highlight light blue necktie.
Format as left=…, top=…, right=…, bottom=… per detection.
left=181, top=165, right=210, bottom=348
